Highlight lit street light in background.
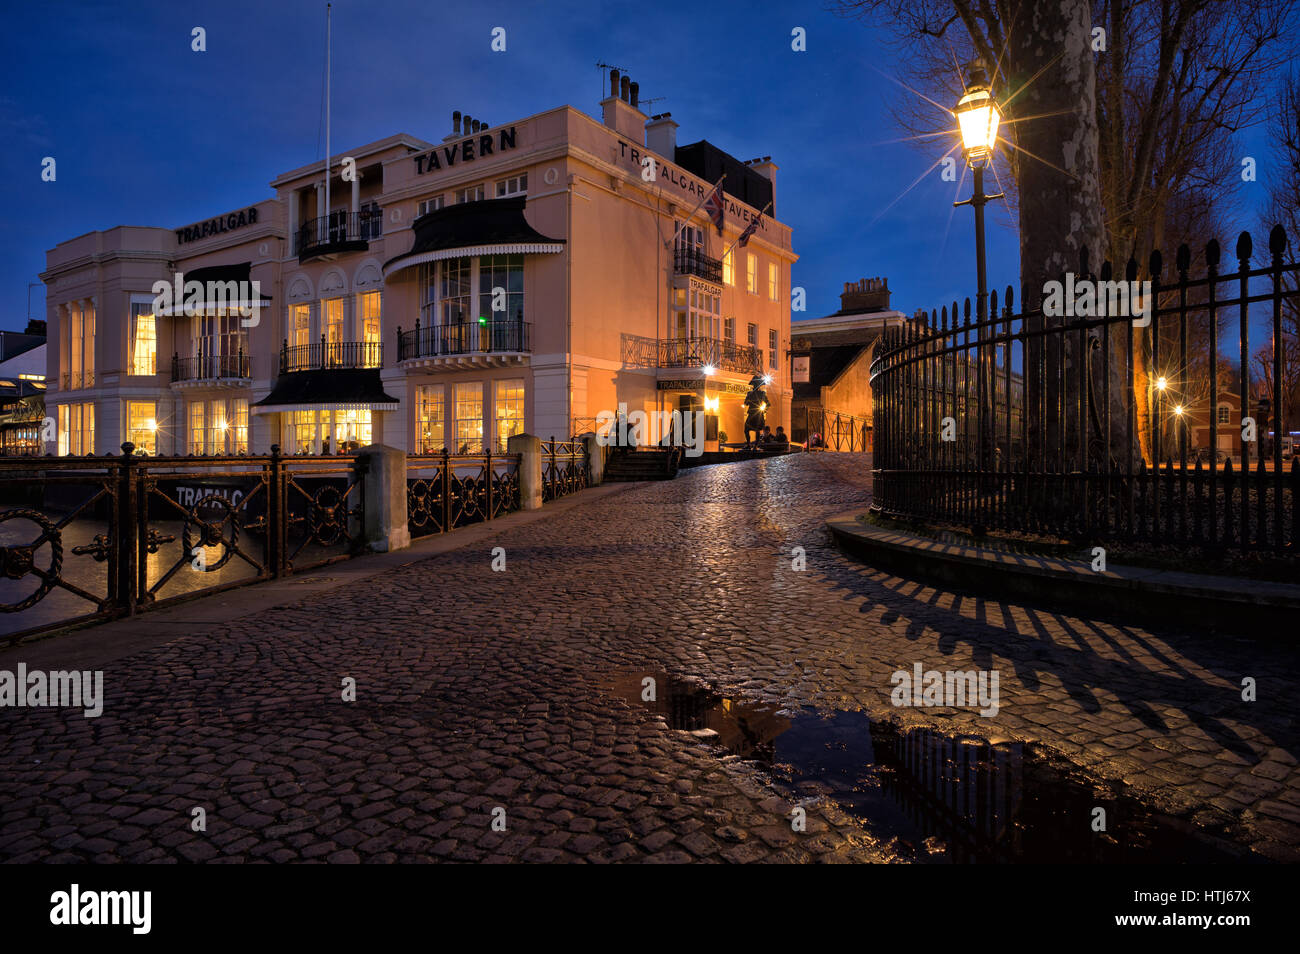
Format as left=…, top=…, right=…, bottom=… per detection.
left=954, top=60, right=1004, bottom=468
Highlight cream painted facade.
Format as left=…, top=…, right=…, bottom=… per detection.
left=41, top=84, right=795, bottom=457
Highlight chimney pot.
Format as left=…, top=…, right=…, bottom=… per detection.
left=463, top=114, right=472, bottom=133
left=609, top=69, right=620, bottom=97
left=620, top=75, right=630, bottom=102
left=629, top=81, right=639, bottom=108
left=452, top=111, right=461, bottom=135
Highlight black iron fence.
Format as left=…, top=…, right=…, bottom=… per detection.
left=0, top=444, right=365, bottom=645
left=795, top=405, right=872, bottom=451
left=281, top=338, right=382, bottom=372
left=542, top=437, right=588, bottom=502
left=397, top=319, right=531, bottom=361
left=406, top=451, right=520, bottom=539
left=871, top=226, right=1299, bottom=555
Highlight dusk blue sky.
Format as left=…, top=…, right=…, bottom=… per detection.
left=0, top=0, right=1277, bottom=331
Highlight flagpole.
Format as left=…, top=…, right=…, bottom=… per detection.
left=721, top=200, right=772, bottom=258
left=664, top=175, right=725, bottom=249
left=324, top=3, right=331, bottom=229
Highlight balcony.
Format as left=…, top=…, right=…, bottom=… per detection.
left=674, top=247, right=723, bottom=284
left=172, top=352, right=251, bottom=387
left=621, top=334, right=762, bottom=375
left=294, top=209, right=382, bottom=262
left=281, top=339, right=382, bottom=373
left=397, top=320, right=531, bottom=370
left=60, top=370, right=95, bottom=391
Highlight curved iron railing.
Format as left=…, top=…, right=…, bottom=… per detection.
left=397, top=320, right=530, bottom=360
left=620, top=333, right=762, bottom=374
left=870, top=227, right=1299, bottom=554
left=674, top=246, right=723, bottom=284
left=294, top=209, right=382, bottom=257
left=281, top=339, right=382, bottom=372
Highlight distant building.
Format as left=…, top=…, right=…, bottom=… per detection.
left=0, top=332, right=47, bottom=455
left=789, top=278, right=907, bottom=445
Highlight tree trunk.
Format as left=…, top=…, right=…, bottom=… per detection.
left=1009, top=0, right=1105, bottom=474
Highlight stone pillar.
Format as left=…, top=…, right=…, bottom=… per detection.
left=358, top=444, right=410, bottom=552
left=582, top=432, right=605, bottom=485
left=508, top=432, right=543, bottom=511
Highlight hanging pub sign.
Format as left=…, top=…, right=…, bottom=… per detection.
left=792, top=355, right=810, bottom=383
left=413, top=127, right=518, bottom=175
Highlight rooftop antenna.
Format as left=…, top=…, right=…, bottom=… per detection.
left=324, top=4, right=332, bottom=229
left=596, top=61, right=630, bottom=99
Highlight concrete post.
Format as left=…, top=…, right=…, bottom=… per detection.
left=358, top=444, right=410, bottom=552
left=582, top=432, right=605, bottom=485
left=508, top=432, right=543, bottom=510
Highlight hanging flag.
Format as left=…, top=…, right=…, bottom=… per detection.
left=738, top=202, right=769, bottom=247
left=703, top=183, right=725, bottom=235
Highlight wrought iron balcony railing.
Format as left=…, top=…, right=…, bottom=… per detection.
left=397, top=320, right=531, bottom=361
left=294, top=209, right=382, bottom=259
left=674, top=247, right=723, bottom=284
left=620, top=333, right=762, bottom=374
left=60, top=370, right=95, bottom=390
left=172, top=352, right=251, bottom=382
left=281, top=338, right=382, bottom=373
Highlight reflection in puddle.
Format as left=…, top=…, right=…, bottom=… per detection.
left=607, top=671, right=1253, bottom=863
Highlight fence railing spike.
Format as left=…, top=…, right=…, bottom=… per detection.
left=1270, top=223, right=1287, bottom=256
left=1237, top=230, right=1252, bottom=264
left=1177, top=243, right=1191, bottom=273
left=1125, top=257, right=1138, bottom=282
left=1206, top=238, right=1221, bottom=268
left=1149, top=248, right=1162, bottom=277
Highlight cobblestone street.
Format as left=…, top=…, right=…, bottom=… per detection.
left=1, top=453, right=1296, bottom=863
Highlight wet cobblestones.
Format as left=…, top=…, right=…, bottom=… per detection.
left=1, top=453, right=1295, bottom=862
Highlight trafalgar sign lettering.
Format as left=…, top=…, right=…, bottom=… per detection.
left=617, top=140, right=770, bottom=235
left=176, top=207, right=259, bottom=245
left=413, top=127, right=518, bottom=175
left=657, top=379, right=749, bottom=395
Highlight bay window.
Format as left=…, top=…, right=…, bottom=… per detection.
left=494, top=379, right=525, bottom=452
left=415, top=385, right=444, bottom=453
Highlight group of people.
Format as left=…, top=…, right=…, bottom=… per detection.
left=749, top=425, right=789, bottom=448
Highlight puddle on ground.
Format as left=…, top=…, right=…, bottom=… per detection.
left=606, top=671, right=1254, bottom=863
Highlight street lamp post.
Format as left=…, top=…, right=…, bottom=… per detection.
left=953, top=61, right=1004, bottom=469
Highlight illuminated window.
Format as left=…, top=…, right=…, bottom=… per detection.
left=1217, top=404, right=1230, bottom=425
left=416, top=385, right=444, bottom=453
left=189, top=402, right=205, bottom=454
left=324, top=298, right=345, bottom=364
left=285, top=409, right=370, bottom=455
left=746, top=254, right=757, bottom=294
left=359, top=291, right=381, bottom=367
left=454, top=382, right=483, bottom=453
left=290, top=303, right=311, bottom=349
left=57, top=402, right=94, bottom=456
left=768, top=262, right=779, bottom=301
left=494, top=379, right=525, bottom=452
left=722, top=247, right=734, bottom=286
left=126, top=401, right=157, bottom=455
left=130, top=303, right=157, bottom=375
left=232, top=399, right=248, bottom=454
left=17, top=373, right=44, bottom=381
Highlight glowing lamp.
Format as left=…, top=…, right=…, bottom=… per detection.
left=955, top=80, right=1001, bottom=166
left=702, top=364, right=716, bottom=376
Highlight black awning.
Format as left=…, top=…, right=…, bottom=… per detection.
left=252, top=369, right=400, bottom=413
left=383, top=197, right=565, bottom=277
left=183, top=262, right=271, bottom=296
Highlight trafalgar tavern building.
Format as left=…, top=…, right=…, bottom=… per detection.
left=40, top=72, right=794, bottom=458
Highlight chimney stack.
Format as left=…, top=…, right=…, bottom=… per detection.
left=645, top=111, right=678, bottom=158
left=452, top=111, right=461, bottom=136
left=839, top=277, right=891, bottom=313
left=629, top=81, right=639, bottom=108
left=601, top=70, right=648, bottom=140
